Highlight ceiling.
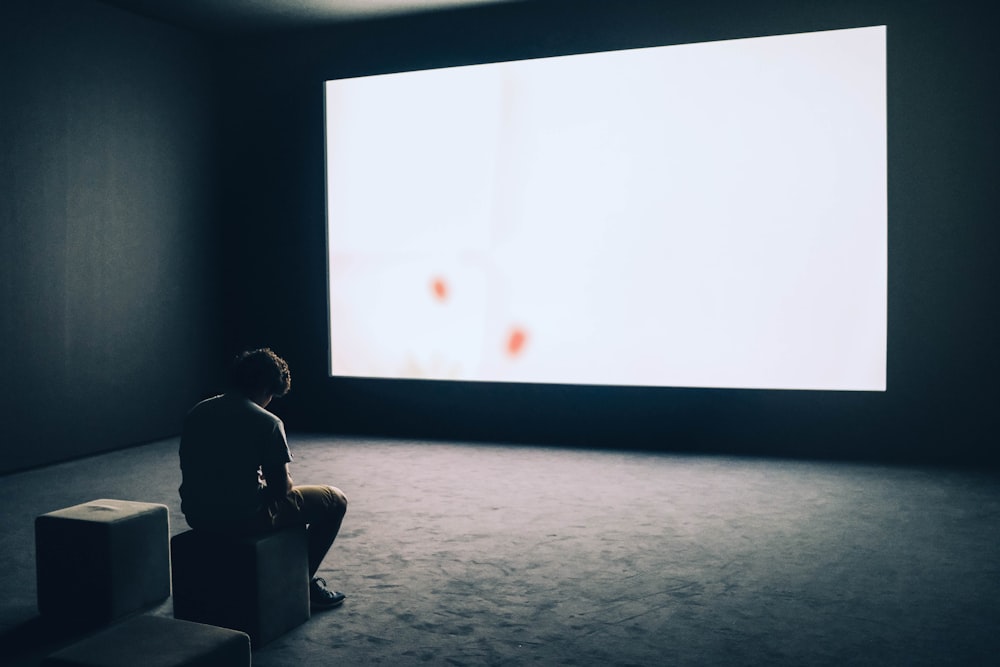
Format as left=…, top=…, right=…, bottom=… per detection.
left=99, top=0, right=529, bottom=34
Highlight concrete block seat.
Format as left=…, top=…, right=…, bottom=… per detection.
left=171, top=525, right=310, bottom=646
left=35, top=499, right=170, bottom=625
left=41, top=614, right=250, bottom=667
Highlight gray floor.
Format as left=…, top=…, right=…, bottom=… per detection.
left=2, top=435, right=999, bottom=665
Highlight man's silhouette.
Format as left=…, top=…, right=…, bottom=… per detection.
left=179, top=348, right=348, bottom=609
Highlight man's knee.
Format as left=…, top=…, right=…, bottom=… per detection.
left=320, top=486, right=347, bottom=519
left=325, top=485, right=348, bottom=518
left=291, top=485, right=346, bottom=522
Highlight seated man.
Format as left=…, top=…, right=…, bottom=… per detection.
left=179, top=348, right=348, bottom=609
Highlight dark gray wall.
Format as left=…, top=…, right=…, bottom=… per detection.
left=0, top=0, right=224, bottom=473
left=217, top=0, right=1000, bottom=466
left=4, top=0, right=996, bottom=472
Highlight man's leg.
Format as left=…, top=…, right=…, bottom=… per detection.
left=268, top=484, right=347, bottom=609
left=281, top=485, right=348, bottom=577
left=293, top=485, right=347, bottom=577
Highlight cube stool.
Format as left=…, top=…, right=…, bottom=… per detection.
left=36, top=499, right=170, bottom=625
left=41, top=614, right=250, bottom=667
left=171, top=526, right=310, bottom=646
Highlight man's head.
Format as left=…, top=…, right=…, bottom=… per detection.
left=230, top=348, right=291, bottom=403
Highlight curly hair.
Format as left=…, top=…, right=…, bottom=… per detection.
left=230, top=348, right=291, bottom=399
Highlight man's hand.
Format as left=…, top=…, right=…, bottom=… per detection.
left=261, top=462, right=293, bottom=501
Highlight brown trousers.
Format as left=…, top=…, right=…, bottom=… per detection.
left=259, top=485, right=348, bottom=578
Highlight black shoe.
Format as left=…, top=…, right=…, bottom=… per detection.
left=311, top=577, right=346, bottom=609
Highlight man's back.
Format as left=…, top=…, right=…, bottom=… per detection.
left=178, top=393, right=291, bottom=529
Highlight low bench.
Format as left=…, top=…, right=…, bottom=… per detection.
left=35, top=499, right=170, bottom=626
left=171, top=526, right=310, bottom=646
left=41, top=614, right=250, bottom=667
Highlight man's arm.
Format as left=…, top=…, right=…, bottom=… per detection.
left=261, top=462, right=293, bottom=501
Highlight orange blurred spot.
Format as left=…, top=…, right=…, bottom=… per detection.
left=507, top=327, right=527, bottom=357
left=431, top=277, right=448, bottom=302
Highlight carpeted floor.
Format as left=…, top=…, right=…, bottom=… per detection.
left=1, top=435, right=998, bottom=665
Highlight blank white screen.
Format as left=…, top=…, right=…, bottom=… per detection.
left=325, top=26, right=887, bottom=391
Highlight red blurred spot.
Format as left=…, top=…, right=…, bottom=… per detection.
left=431, top=277, right=448, bottom=302
left=507, top=327, right=527, bottom=357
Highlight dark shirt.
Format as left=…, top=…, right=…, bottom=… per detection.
left=178, top=393, right=292, bottom=529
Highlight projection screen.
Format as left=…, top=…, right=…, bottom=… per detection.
left=325, top=25, right=887, bottom=391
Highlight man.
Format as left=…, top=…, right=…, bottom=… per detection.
left=179, top=348, right=348, bottom=609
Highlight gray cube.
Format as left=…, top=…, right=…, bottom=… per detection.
left=41, top=614, right=250, bottom=667
left=35, top=499, right=170, bottom=625
left=171, top=526, right=310, bottom=646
